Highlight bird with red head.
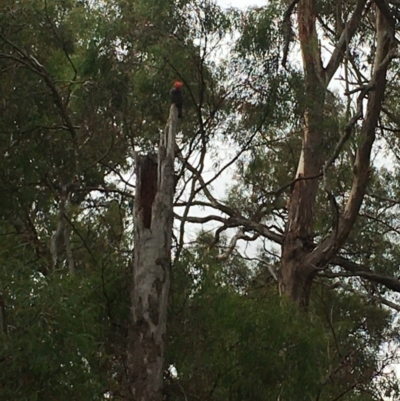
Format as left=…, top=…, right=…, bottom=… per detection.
left=170, top=81, right=184, bottom=118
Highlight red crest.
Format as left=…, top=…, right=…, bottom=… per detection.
left=173, top=81, right=184, bottom=89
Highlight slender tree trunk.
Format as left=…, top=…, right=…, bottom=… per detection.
left=125, top=106, right=177, bottom=401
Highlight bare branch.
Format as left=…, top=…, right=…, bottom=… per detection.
left=175, top=142, right=208, bottom=261
left=366, top=191, right=400, bottom=206
left=175, top=213, right=226, bottom=224
left=216, top=230, right=259, bottom=261
left=320, top=270, right=400, bottom=313
left=324, top=0, right=369, bottom=85
left=323, top=80, right=375, bottom=177
left=178, top=213, right=282, bottom=244
left=64, top=193, right=75, bottom=275
left=371, top=295, right=400, bottom=312
left=329, top=256, right=400, bottom=293
left=282, top=0, right=300, bottom=68
left=307, top=9, right=396, bottom=268
left=50, top=190, right=67, bottom=271
left=325, top=271, right=400, bottom=292
left=336, top=10, right=396, bottom=245
left=175, top=151, right=234, bottom=217
left=374, top=0, right=396, bottom=27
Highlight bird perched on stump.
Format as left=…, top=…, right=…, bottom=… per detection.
left=170, top=81, right=183, bottom=118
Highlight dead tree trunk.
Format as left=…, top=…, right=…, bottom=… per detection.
left=125, top=105, right=177, bottom=401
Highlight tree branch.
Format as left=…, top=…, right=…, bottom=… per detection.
left=331, top=255, right=400, bottom=293
left=216, top=230, right=259, bottom=261
left=374, top=0, right=396, bottom=27
left=282, top=0, right=300, bottom=68
left=306, top=8, right=396, bottom=268
left=324, top=0, right=369, bottom=84
left=177, top=213, right=282, bottom=244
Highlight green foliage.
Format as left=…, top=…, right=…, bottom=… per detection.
left=167, top=243, right=396, bottom=401
left=1, top=265, right=103, bottom=399
left=0, top=237, right=131, bottom=399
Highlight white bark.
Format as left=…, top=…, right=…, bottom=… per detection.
left=50, top=190, right=66, bottom=271
left=127, top=105, right=177, bottom=401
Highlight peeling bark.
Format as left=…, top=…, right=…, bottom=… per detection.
left=281, top=0, right=325, bottom=308
left=125, top=106, right=177, bottom=401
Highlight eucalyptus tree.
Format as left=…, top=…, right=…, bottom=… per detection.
left=180, top=0, right=400, bottom=310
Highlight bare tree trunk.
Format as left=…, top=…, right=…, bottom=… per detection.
left=280, top=0, right=325, bottom=308
left=50, top=190, right=67, bottom=272
left=50, top=189, right=75, bottom=275
left=125, top=106, right=177, bottom=401
left=64, top=193, right=75, bottom=275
